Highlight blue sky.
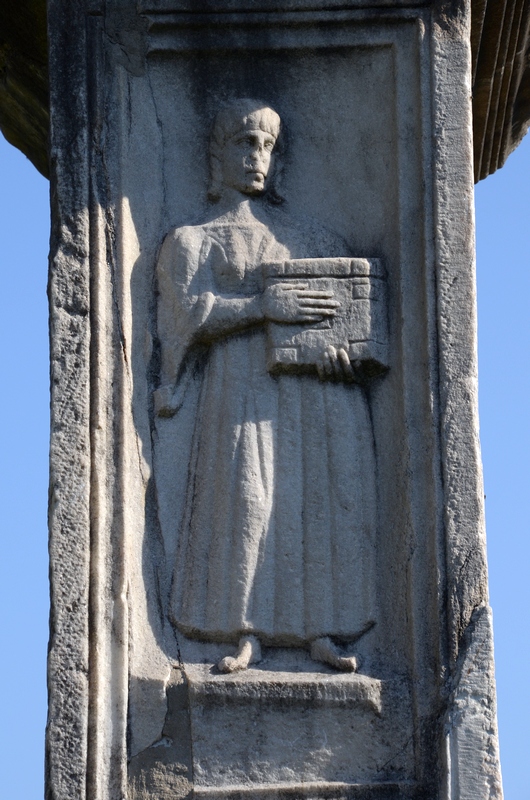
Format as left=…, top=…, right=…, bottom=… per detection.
left=0, top=130, right=528, bottom=798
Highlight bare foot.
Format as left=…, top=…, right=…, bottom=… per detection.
left=218, top=635, right=262, bottom=673
left=310, top=636, right=360, bottom=672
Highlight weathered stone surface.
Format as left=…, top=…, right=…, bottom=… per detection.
left=46, top=0, right=502, bottom=798
left=445, top=606, right=503, bottom=800
left=184, top=662, right=412, bottom=790
left=128, top=669, right=193, bottom=800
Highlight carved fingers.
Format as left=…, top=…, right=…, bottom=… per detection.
left=296, top=293, right=340, bottom=323
left=317, top=346, right=357, bottom=383
left=263, top=282, right=340, bottom=324
left=295, top=286, right=340, bottom=321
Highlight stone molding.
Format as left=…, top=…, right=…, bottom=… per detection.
left=472, top=0, right=530, bottom=179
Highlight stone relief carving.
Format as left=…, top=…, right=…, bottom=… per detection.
left=154, top=98, right=388, bottom=674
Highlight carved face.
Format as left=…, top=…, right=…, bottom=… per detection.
left=220, top=128, right=277, bottom=195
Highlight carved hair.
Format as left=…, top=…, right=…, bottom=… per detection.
left=208, top=98, right=284, bottom=203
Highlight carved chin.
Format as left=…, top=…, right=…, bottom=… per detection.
left=243, top=174, right=266, bottom=194
left=244, top=187, right=265, bottom=196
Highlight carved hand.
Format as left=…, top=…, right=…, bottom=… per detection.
left=317, top=345, right=360, bottom=383
left=263, top=282, right=340, bottom=324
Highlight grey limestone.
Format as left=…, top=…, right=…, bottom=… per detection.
left=46, top=1, right=503, bottom=798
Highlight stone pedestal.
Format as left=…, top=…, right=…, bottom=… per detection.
left=186, top=665, right=410, bottom=792
left=46, top=1, right=503, bottom=798
left=128, top=657, right=413, bottom=799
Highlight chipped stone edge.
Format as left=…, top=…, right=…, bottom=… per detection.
left=47, top=4, right=130, bottom=800
left=431, top=2, right=503, bottom=797
left=444, top=605, right=503, bottom=800
left=46, top=1, right=91, bottom=798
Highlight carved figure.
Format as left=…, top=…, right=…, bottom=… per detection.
left=155, top=99, right=381, bottom=672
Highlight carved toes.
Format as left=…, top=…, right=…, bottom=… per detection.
left=217, top=635, right=262, bottom=673
left=218, top=655, right=242, bottom=673
left=310, top=636, right=361, bottom=672
left=335, top=655, right=359, bottom=672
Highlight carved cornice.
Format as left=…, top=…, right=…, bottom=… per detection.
left=0, top=0, right=529, bottom=181
left=0, top=0, right=48, bottom=177
left=472, top=0, right=530, bottom=180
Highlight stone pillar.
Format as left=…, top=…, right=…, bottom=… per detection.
left=46, top=1, right=503, bottom=798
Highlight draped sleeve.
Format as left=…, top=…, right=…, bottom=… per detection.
left=154, top=226, right=222, bottom=416
left=155, top=222, right=268, bottom=416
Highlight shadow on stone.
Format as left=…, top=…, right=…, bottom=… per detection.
left=128, top=668, right=193, bottom=800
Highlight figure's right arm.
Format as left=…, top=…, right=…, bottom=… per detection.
left=192, top=283, right=342, bottom=343
left=156, top=228, right=201, bottom=390
left=157, top=228, right=268, bottom=353
left=156, top=227, right=341, bottom=375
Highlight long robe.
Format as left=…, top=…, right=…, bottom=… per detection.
left=155, top=199, right=377, bottom=646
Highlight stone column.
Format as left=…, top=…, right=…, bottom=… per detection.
left=46, top=1, right=502, bottom=798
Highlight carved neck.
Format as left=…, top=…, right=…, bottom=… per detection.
left=213, top=191, right=265, bottom=219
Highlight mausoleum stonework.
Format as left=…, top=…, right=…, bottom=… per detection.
left=46, top=2, right=503, bottom=799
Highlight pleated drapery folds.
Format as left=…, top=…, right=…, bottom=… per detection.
left=156, top=200, right=378, bottom=646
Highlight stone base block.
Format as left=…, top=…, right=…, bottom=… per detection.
left=184, top=665, right=413, bottom=795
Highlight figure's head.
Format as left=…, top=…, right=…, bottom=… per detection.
left=208, top=99, right=282, bottom=202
